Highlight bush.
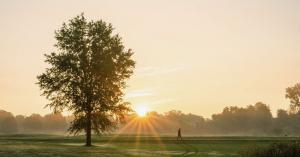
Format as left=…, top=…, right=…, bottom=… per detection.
left=241, top=142, right=300, bottom=157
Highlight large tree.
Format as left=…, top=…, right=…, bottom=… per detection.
left=37, top=14, right=135, bottom=146
left=286, top=83, right=300, bottom=113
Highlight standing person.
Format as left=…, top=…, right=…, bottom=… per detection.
left=177, top=128, right=182, bottom=141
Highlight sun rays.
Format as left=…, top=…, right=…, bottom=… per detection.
left=106, top=114, right=168, bottom=156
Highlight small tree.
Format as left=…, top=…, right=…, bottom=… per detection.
left=37, top=13, right=135, bottom=146
left=286, top=83, right=300, bottom=113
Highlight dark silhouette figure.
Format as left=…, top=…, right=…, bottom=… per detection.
left=177, top=128, right=182, bottom=141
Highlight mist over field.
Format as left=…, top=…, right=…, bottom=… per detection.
left=1, top=102, right=299, bottom=136
left=1, top=1, right=300, bottom=156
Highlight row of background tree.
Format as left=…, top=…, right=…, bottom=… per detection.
left=0, top=103, right=298, bottom=136
left=120, top=102, right=300, bottom=136
left=0, top=111, right=70, bottom=133
left=1, top=82, right=300, bottom=135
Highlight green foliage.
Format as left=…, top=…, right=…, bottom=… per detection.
left=37, top=13, right=135, bottom=141
left=241, top=142, right=300, bottom=157
left=209, top=102, right=273, bottom=134
left=286, top=83, right=300, bottom=113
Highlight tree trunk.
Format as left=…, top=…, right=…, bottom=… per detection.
left=86, top=110, right=92, bottom=146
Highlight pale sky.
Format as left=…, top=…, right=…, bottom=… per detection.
left=1, top=0, right=300, bottom=118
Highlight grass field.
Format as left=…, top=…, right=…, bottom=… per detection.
left=0, top=134, right=299, bottom=157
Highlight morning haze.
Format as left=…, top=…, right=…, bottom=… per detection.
left=1, top=0, right=300, bottom=118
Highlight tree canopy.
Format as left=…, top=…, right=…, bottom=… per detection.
left=37, top=13, right=135, bottom=146
left=286, top=83, right=300, bottom=113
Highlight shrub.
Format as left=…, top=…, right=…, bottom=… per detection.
left=241, top=142, right=300, bottom=157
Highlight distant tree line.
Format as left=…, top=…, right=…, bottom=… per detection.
left=120, top=83, right=300, bottom=136
left=1, top=104, right=300, bottom=135
left=1, top=83, right=300, bottom=135
left=119, top=102, right=300, bottom=136
left=0, top=111, right=69, bottom=134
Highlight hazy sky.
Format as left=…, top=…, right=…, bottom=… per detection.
left=1, top=0, right=300, bottom=117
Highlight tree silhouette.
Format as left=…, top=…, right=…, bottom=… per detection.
left=286, top=83, right=300, bottom=113
left=0, top=110, right=18, bottom=133
left=37, top=13, right=135, bottom=146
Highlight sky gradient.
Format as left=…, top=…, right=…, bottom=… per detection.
left=1, top=0, right=300, bottom=117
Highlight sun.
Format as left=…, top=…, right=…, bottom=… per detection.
left=134, top=105, right=149, bottom=117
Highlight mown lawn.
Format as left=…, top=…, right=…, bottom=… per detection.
left=0, top=134, right=299, bottom=157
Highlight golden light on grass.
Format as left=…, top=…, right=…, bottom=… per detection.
left=105, top=103, right=168, bottom=155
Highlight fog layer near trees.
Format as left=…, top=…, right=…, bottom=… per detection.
left=1, top=102, right=300, bottom=136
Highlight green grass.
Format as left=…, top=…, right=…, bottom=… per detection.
left=0, top=134, right=299, bottom=157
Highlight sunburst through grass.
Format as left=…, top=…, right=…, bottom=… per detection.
left=106, top=105, right=168, bottom=155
